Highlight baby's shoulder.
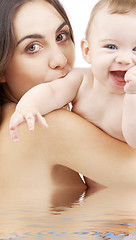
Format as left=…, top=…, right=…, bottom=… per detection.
left=70, top=67, right=93, bottom=83
left=78, top=67, right=93, bottom=87
left=72, top=67, right=91, bottom=75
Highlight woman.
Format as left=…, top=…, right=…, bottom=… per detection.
left=1, top=0, right=136, bottom=195
left=0, top=0, right=89, bottom=196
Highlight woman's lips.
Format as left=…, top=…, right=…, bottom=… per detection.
left=110, top=71, right=126, bottom=86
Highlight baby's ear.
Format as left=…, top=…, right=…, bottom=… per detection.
left=81, top=38, right=91, bottom=64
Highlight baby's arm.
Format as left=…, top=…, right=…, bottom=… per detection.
left=122, top=66, right=136, bottom=148
left=10, top=68, right=85, bottom=141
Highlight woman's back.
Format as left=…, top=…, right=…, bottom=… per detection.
left=1, top=103, right=86, bottom=193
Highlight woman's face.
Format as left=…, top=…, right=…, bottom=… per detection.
left=3, top=0, right=75, bottom=100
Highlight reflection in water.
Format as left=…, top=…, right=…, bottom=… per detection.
left=0, top=187, right=136, bottom=239
left=50, top=187, right=86, bottom=214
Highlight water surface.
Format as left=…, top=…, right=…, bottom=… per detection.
left=0, top=187, right=136, bottom=239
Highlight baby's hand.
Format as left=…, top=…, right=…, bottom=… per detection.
left=124, top=66, right=136, bottom=93
left=10, top=109, right=48, bottom=142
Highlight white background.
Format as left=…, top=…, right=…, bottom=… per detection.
left=60, top=0, right=99, bottom=67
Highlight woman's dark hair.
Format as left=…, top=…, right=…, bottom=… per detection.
left=0, top=0, right=74, bottom=123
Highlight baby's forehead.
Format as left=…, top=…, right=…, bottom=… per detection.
left=86, top=6, right=136, bottom=45
left=86, top=7, right=109, bottom=38
left=87, top=6, right=136, bottom=37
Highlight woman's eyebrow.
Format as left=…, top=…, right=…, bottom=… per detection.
left=56, top=22, right=67, bottom=33
left=16, top=34, right=44, bottom=46
left=16, top=22, right=68, bottom=46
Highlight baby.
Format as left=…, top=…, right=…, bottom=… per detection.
left=10, top=0, right=136, bottom=148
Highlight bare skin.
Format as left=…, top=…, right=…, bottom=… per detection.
left=10, top=7, right=136, bottom=149
left=1, top=103, right=87, bottom=191
left=2, top=103, right=136, bottom=190
left=1, top=102, right=136, bottom=239
left=2, top=2, right=136, bottom=211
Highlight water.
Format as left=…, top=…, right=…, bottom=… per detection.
left=0, top=187, right=136, bottom=239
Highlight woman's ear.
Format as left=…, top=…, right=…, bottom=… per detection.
left=81, top=38, right=91, bottom=64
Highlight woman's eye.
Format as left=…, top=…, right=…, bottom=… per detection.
left=26, top=43, right=42, bottom=53
left=56, top=32, right=70, bottom=42
left=106, top=45, right=116, bottom=50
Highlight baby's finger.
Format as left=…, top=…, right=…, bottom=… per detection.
left=125, top=69, right=136, bottom=82
left=10, top=113, right=24, bottom=130
left=25, top=113, right=35, bottom=131
left=36, top=112, right=48, bottom=128
left=10, top=128, right=19, bottom=142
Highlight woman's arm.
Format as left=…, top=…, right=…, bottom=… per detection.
left=41, top=109, right=136, bottom=187
left=2, top=103, right=136, bottom=188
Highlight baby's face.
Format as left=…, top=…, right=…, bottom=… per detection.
left=85, top=7, right=136, bottom=94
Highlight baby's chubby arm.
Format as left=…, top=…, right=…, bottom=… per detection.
left=122, top=66, right=136, bottom=148
left=10, top=68, right=87, bottom=141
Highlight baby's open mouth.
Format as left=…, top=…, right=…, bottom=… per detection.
left=110, top=71, right=126, bottom=82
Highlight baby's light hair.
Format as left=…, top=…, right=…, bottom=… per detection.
left=86, top=0, right=136, bottom=39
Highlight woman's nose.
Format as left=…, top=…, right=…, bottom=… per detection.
left=115, top=52, right=132, bottom=65
left=49, top=46, right=67, bottom=69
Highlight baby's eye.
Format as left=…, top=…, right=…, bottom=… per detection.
left=106, top=44, right=117, bottom=50
left=133, top=47, right=136, bottom=52
left=26, top=43, right=42, bottom=53
left=56, top=32, right=70, bottom=42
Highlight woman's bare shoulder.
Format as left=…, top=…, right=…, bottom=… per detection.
left=0, top=107, right=86, bottom=189
left=2, top=106, right=136, bottom=187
